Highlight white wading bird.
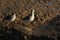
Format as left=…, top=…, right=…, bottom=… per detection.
left=11, top=14, right=16, bottom=22
left=23, top=9, right=35, bottom=22
left=4, top=14, right=16, bottom=22
left=29, top=9, right=35, bottom=22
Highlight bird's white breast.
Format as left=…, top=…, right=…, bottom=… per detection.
left=11, top=14, right=16, bottom=21
left=29, top=9, right=35, bottom=22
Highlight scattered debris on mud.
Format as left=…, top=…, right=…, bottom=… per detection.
left=0, top=0, right=60, bottom=40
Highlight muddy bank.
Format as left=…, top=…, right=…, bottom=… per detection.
left=0, top=0, right=60, bottom=40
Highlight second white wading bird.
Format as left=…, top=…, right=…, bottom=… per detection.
left=29, top=9, right=35, bottom=22
left=4, top=14, right=16, bottom=22
left=23, top=9, right=35, bottom=22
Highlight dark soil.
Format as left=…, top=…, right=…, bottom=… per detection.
left=0, top=27, right=58, bottom=40
left=0, top=0, right=60, bottom=40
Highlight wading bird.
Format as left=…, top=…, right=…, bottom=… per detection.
left=4, top=14, right=16, bottom=22
left=23, top=9, right=35, bottom=22
left=29, top=9, right=35, bottom=22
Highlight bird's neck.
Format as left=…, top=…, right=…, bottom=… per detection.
left=32, top=9, right=35, bottom=16
left=32, top=13, right=34, bottom=16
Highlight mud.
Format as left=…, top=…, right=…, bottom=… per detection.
left=0, top=0, right=60, bottom=40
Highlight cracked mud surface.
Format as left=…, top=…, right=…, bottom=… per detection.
left=0, top=0, right=60, bottom=40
